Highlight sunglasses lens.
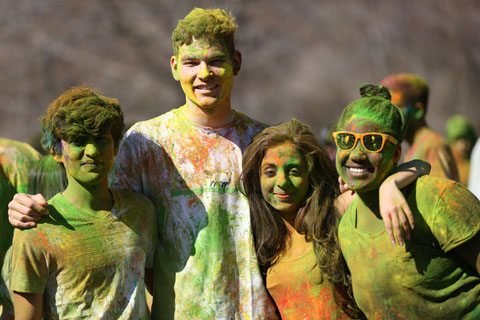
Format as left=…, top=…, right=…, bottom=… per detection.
left=363, top=134, right=384, bottom=152
left=336, top=133, right=356, bottom=150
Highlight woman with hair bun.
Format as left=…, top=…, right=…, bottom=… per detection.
left=335, top=84, right=480, bottom=319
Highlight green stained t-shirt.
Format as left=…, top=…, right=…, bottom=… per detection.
left=110, top=108, right=278, bottom=319
left=339, top=176, right=480, bottom=320
left=11, top=190, right=157, bottom=319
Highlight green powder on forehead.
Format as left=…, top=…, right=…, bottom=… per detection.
left=337, top=97, right=406, bottom=143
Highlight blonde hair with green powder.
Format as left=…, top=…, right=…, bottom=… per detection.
left=172, top=8, right=237, bottom=57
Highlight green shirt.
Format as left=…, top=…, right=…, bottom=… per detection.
left=339, top=176, right=480, bottom=320
left=11, top=190, right=157, bottom=319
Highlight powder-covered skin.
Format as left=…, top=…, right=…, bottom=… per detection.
left=110, top=108, right=277, bottom=319
left=260, top=142, right=309, bottom=222
left=404, top=126, right=459, bottom=181
left=11, top=190, right=157, bottom=319
left=339, top=175, right=480, bottom=319
left=267, top=221, right=351, bottom=320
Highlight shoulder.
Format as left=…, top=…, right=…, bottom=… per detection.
left=234, top=111, right=267, bottom=131
left=0, top=138, right=41, bottom=161
left=121, top=109, right=184, bottom=146
left=112, top=189, right=156, bottom=215
left=338, top=197, right=358, bottom=230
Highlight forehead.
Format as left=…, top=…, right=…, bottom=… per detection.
left=262, top=142, right=304, bottom=165
left=342, top=115, right=387, bottom=133
left=178, top=37, right=229, bottom=57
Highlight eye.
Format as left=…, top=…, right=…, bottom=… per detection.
left=263, top=168, right=277, bottom=177
left=209, top=59, right=225, bottom=66
left=289, top=167, right=302, bottom=176
left=183, top=60, right=198, bottom=67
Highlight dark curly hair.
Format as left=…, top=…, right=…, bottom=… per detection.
left=40, top=86, right=124, bottom=155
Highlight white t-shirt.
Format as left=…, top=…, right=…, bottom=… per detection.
left=110, top=108, right=277, bottom=319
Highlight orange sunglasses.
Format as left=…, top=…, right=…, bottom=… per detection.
left=332, top=131, right=398, bottom=153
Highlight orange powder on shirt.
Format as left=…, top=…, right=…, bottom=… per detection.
left=266, top=221, right=350, bottom=320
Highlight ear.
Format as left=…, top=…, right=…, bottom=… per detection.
left=413, top=102, right=425, bottom=120
left=170, top=55, right=180, bottom=81
left=232, top=50, right=242, bottom=75
left=393, top=144, right=402, bottom=163
left=50, top=147, right=63, bottom=163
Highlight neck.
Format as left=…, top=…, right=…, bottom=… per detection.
left=281, top=210, right=298, bottom=229
left=181, top=101, right=235, bottom=128
left=62, top=177, right=113, bottom=213
left=406, top=120, right=427, bottom=145
left=356, top=188, right=381, bottom=219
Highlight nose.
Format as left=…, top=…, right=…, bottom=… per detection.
left=84, top=142, right=101, bottom=157
left=198, top=61, right=212, bottom=79
left=276, top=170, right=291, bottom=188
left=350, top=140, right=368, bottom=161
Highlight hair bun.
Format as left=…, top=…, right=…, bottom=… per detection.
left=359, top=84, right=391, bottom=101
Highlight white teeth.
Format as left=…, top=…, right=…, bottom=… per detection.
left=349, top=167, right=369, bottom=173
left=196, top=84, right=216, bottom=90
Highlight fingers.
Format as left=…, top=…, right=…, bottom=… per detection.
left=31, top=193, right=48, bottom=208
left=7, top=193, right=49, bottom=229
left=402, top=203, right=415, bottom=230
left=390, top=210, right=404, bottom=246
left=382, top=214, right=396, bottom=245
left=8, top=209, right=37, bottom=229
left=9, top=193, right=49, bottom=216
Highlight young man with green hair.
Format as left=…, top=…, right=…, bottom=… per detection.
left=380, top=73, right=459, bottom=181
left=8, top=8, right=277, bottom=319
left=10, top=86, right=157, bottom=319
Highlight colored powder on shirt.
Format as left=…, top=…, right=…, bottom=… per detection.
left=339, top=175, right=480, bottom=319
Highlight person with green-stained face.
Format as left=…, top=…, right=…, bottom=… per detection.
left=241, top=119, right=430, bottom=320
left=335, top=84, right=480, bottom=319
left=10, top=87, right=158, bottom=319
left=7, top=8, right=278, bottom=320
left=379, top=73, right=459, bottom=181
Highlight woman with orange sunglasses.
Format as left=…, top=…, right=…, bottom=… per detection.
left=335, top=84, right=480, bottom=319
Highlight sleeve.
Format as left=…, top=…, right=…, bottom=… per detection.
left=430, top=181, right=480, bottom=252
left=109, top=126, right=143, bottom=194
left=10, top=229, right=49, bottom=294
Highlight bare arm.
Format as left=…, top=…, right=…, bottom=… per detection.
left=13, top=292, right=43, bottom=320
left=8, top=193, right=49, bottom=228
left=454, top=233, right=480, bottom=275
left=379, top=159, right=431, bottom=246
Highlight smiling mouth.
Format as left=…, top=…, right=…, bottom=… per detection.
left=347, top=167, right=372, bottom=173
left=274, top=193, right=292, bottom=200
left=195, top=84, right=218, bottom=91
